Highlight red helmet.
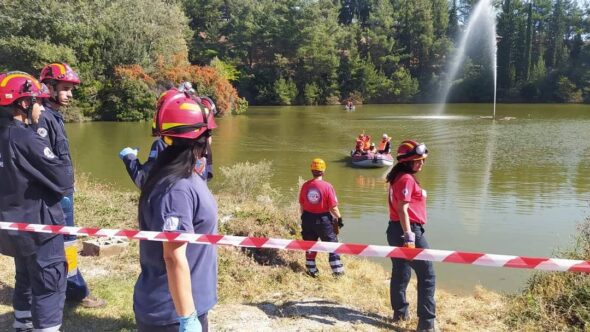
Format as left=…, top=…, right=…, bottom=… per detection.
left=396, top=140, right=428, bottom=162
left=152, top=88, right=215, bottom=140
left=39, top=63, right=81, bottom=85
left=198, top=96, right=217, bottom=129
left=0, top=71, right=50, bottom=106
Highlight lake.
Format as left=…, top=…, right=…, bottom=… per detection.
left=66, top=103, right=590, bottom=294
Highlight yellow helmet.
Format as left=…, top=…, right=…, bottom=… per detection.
left=310, top=158, right=326, bottom=172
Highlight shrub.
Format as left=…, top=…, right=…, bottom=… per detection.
left=507, top=218, right=590, bottom=330
left=99, top=78, right=156, bottom=121
left=217, top=160, right=280, bottom=204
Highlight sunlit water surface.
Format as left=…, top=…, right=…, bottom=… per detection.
left=67, top=103, right=590, bottom=295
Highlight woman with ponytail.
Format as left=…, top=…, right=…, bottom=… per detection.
left=133, top=88, right=218, bottom=332
left=386, top=140, right=438, bottom=332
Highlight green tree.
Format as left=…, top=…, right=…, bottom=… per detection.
left=273, top=77, right=298, bottom=105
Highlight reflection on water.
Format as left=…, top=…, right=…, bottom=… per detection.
left=66, top=103, right=590, bottom=295
left=376, top=115, right=474, bottom=120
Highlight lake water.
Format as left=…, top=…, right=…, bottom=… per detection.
left=65, top=103, right=590, bottom=295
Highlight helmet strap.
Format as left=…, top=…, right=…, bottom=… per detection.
left=14, top=97, right=35, bottom=125
left=47, top=81, right=64, bottom=107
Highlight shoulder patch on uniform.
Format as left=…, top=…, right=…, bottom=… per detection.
left=43, top=147, right=55, bottom=159
left=163, top=216, right=180, bottom=231
left=37, top=127, right=48, bottom=138
left=401, top=188, right=409, bottom=196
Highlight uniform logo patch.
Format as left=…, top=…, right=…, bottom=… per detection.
left=401, top=188, right=409, bottom=196
left=307, top=188, right=321, bottom=204
left=5, top=93, right=12, bottom=99
left=37, top=127, right=48, bottom=138
left=43, top=147, right=55, bottom=159
left=163, top=216, right=180, bottom=231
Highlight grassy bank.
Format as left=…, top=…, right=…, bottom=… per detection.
left=1, top=163, right=588, bottom=331
left=507, top=219, right=590, bottom=331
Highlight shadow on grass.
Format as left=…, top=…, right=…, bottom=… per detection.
left=0, top=284, right=135, bottom=332
left=251, top=299, right=410, bottom=331
left=62, top=305, right=136, bottom=332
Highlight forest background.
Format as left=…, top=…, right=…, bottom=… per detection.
left=1, top=0, right=588, bottom=121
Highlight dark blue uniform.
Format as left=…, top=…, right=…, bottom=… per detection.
left=122, top=138, right=214, bottom=189
left=36, top=104, right=89, bottom=301
left=0, top=118, right=73, bottom=331
left=122, top=138, right=166, bottom=189
left=134, top=172, right=217, bottom=330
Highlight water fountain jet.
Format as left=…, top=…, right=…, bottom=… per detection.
left=436, top=0, right=498, bottom=119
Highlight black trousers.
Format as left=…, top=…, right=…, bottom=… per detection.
left=386, top=221, right=436, bottom=329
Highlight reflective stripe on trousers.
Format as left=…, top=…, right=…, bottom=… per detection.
left=301, top=211, right=344, bottom=273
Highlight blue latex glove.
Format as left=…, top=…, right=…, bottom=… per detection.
left=179, top=311, right=201, bottom=332
left=403, top=231, right=416, bottom=248
left=119, top=147, right=138, bottom=160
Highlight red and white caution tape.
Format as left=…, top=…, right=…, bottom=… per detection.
left=1, top=221, right=589, bottom=273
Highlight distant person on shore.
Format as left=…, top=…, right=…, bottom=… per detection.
left=386, top=140, right=438, bottom=332
left=134, top=88, right=218, bottom=332
left=0, top=72, right=72, bottom=332
left=378, top=134, right=391, bottom=154
left=119, top=83, right=217, bottom=188
left=299, top=158, right=344, bottom=278
left=38, top=63, right=107, bottom=308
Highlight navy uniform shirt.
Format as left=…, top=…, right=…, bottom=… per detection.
left=122, top=138, right=214, bottom=189
left=0, top=118, right=74, bottom=257
left=36, top=104, right=74, bottom=195
left=122, top=138, right=166, bottom=189
left=134, top=172, right=218, bottom=325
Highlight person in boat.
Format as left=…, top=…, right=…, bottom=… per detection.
left=354, top=135, right=364, bottom=155
left=362, top=134, right=371, bottom=154
left=299, top=158, right=344, bottom=278
left=378, top=134, right=391, bottom=154
left=134, top=88, right=218, bottom=332
left=346, top=100, right=354, bottom=110
left=385, top=140, right=438, bottom=332
left=368, top=142, right=376, bottom=154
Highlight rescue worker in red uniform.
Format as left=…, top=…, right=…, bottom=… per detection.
left=386, top=140, right=438, bottom=332
left=299, top=158, right=344, bottom=278
left=0, top=72, right=73, bottom=332
left=38, top=63, right=106, bottom=308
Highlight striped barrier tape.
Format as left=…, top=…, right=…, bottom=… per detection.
left=1, top=221, right=589, bottom=273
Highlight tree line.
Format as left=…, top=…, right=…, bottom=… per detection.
left=1, top=0, right=588, bottom=121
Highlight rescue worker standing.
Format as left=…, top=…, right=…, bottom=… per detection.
left=134, top=88, right=218, bottom=332
left=37, top=63, right=106, bottom=308
left=386, top=140, right=438, bottom=332
left=120, top=84, right=217, bottom=189
left=299, top=158, right=344, bottom=278
left=0, top=72, right=73, bottom=332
